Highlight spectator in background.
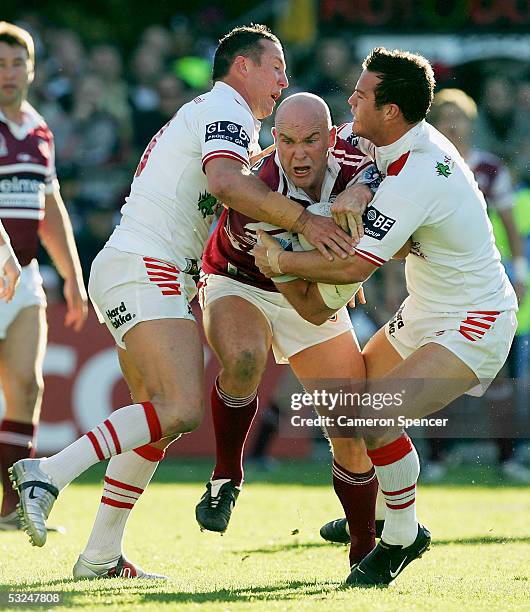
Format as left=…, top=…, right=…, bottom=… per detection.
left=43, top=28, right=85, bottom=113
left=427, top=88, right=530, bottom=483
left=307, top=37, right=353, bottom=123
left=128, top=45, right=164, bottom=114
left=89, top=44, right=132, bottom=144
left=473, top=75, right=530, bottom=185
left=131, top=73, right=190, bottom=154
left=141, top=25, right=173, bottom=61
left=128, top=45, right=164, bottom=153
left=60, top=74, right=126, bottom=218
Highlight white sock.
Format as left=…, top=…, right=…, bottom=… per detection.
left=82, top=444, right=166, bottom=562
left=40, top=402, right=162, bottom=490
left=368, top=434, right=420, bottom=547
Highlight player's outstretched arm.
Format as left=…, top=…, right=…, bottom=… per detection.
left=39, top=190, right=88, bottom=332
left=205, top=157, right=355, bottom=260
left=252, top=230, right=376, bottom=285
left=0, top=221, right=21, bottom=302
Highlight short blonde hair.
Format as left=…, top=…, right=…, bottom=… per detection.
left=0, top=21, right=35, bottom=65
left=431, top=88, right=477, bottom=121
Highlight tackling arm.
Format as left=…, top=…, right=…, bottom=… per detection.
left=205, top=158, right=354, bottom=259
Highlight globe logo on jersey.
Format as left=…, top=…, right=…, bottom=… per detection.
left=205, top=121, right=250, bottom=149
left=367, top=209, right=377, bottom=221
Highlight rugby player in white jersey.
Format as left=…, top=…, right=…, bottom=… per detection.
left=10, top=25, right=360, bottom=578
left=195, top=92, right=389, bottom=569
left=253, top=47, right=518, bottom=586
left=0, top=22, right=86, bottom=531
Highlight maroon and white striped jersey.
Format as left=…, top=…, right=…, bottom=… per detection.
left=467, top=149, right=514, bottom=211
left=0, top=102, right=57, bottom=266
left=202, top=136, right=379, bottom=291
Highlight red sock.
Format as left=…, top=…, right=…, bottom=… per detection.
left=0, top=420, right=36, bottom=516
left=211, top=378, right=258, bottom=485
left=332, top=460, right=378, bottom=567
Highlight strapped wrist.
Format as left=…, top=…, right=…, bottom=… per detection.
left=267, top=247, right=284, bottom=275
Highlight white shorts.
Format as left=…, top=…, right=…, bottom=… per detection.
left=88, top=247, right=197, bottom=349
left=385, top=296, right=518, bottom=396
left=0, top=259, right=46, bottom=339
left=199, top=273, right=355, bottom=364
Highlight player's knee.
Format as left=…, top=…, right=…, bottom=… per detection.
left=222, top=347, right=267, bottom=388
left=165, top=401, right=204, bottom=435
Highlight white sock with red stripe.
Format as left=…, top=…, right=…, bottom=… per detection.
left=40, top=402, right=162, bottom=490
left=82, top=444, right=166, bottom=562
left=367, top=434, right=420, bottom=547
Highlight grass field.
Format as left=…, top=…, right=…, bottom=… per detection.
left=1, top=459, right=529, bottom=611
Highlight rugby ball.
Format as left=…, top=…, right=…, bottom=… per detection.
left=296, top=202, right=361, bottom=309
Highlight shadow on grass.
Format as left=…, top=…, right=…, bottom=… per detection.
left=435, top=535, right=530, bottom=546
left=233, top=535, right=530, bottom=557
left=72, top=459, right=530, bottom=488
left=234, top=542, right=330, bottom=555
left=0, top=580, right=341, bottom=606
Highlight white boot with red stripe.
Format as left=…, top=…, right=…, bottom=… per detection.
left=73, top=554, right=167, bottom=580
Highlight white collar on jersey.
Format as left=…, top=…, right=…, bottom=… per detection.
left=212, top=81, right=261, bottom=132
left=273, top=148, right=339, bottom=205
left=375, top=119, right=426, bottom=175
left=0, top=100, right=43, bottom=141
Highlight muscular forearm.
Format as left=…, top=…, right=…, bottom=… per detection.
left=278, top=249, right=368, bottom=284
left=209, top=165, right=305, bottom=231
left=275, top=279, right=335, bottom=326
left=39, top=192, right=84, bottom=281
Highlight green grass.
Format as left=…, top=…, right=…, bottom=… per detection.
left=1, top=460, right=529, bottom=611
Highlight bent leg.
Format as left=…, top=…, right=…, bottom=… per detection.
left=38, top=317, right=204, bottom=491
left=362, top=334, right=478, bottom=547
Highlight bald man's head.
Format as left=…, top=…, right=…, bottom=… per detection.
left=272, top=92, right=336, bottom=201
left=275, top=92, right=332, bottom=130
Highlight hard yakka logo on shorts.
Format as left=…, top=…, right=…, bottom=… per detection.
left=106, top=301, right=135, bottom=329
left=388, top=304, right=405, bottom=336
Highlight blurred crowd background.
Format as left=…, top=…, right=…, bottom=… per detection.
left=3, top=1, right=530, bottom=473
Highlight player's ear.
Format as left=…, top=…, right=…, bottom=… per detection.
left=232, top=55, right=248, bottom=77
left=385, top=103, right=401, bottom=122
left=271, top=126, right=277, bottom=142
left=329, top=125, right=337, bottom=149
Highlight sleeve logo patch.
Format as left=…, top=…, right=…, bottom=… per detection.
left=362, top=206, right=396, bottom=240
left=205, top=121, right=250, bottom=149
